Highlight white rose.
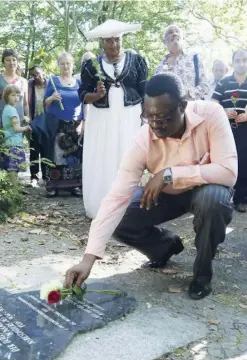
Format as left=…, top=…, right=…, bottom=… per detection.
left=85, top=42, right=94, bottom=51
left=82, top=51, right=95, bottom=62
left=40, top=284, right=51, bottom=300
left=93, top=41, right=99, bottom=50
left=162, top=64, right=169, bottom=72
left=40, top=280, right=63, bottom=301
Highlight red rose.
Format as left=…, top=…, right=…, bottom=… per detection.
left=48, top=290, right=61, bottom=304
left=50, top=169, right=61, bottom=180
left=232, top=92, right=239, bottom=98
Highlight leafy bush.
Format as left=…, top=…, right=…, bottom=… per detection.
left=0, top=170, right=23, bottom=221
left=0, top=129, right=24, bottom=221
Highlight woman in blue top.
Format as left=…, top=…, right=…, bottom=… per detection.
left=43, top=52, right=83, bottom=197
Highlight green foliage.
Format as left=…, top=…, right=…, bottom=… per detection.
left=0, top=170, right=23, bottom=221
left=0, top=129, right=24, bottom=221
left=0, top=0, right=246, bottom=77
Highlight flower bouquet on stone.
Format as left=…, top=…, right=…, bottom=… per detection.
left=40, top=280, right=121, bottom=304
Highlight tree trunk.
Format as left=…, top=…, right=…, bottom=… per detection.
left=98, top=1, right=109, bottom=25
left=64, top=0, right=70, bottom=51
left=24, top=2, right=36, bottom=77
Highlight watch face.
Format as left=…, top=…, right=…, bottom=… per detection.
left=163, top=169, right=172, bottom=184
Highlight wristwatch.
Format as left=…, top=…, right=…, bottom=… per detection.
left=163, top=168, right=173, bottom=184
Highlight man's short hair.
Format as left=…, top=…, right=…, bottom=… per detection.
left=163, top=24, right=182, bottom=44
left=29, top=64, right=42, bottom=72
left=232, top=49, right=247, bottom=63
left=212, top=60, right=227, bottom=69
left=3, top=84, right=20, bottom=103
left=145, top=73, right=186, bottom=102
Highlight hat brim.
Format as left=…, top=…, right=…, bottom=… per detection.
left=84, top=20, right=141, bottom=40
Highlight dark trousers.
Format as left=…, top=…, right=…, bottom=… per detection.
left=234, top=178, right=247, bottom=205
left=115, top=184, right=233, bottom=285
left=232, top=123, right=247, bottom=204
left=30, top=133, right=46, bottom=180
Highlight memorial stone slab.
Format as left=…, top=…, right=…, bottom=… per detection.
left=0, top=282, right=137, bottom=360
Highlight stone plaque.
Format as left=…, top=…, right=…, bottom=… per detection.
left=0, top=282, right=137, bottom=359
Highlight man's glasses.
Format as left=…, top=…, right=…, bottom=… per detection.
left=140, top=104, right=180, bottom=126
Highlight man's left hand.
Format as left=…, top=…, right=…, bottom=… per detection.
left=236, top=113, right=247, bottom=123
left=140, top=170, right=165, bottom=210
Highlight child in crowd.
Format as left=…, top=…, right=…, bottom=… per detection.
left=1, top=84, right=31, bottom=184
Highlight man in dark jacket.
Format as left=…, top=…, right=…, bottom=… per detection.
left=28, top=65, right=47, bottom=187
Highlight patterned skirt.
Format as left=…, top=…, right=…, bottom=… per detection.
left=0, top=146, right=26, bottom=172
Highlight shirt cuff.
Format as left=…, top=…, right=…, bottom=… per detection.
left=171, top=165, right=208, bottom=189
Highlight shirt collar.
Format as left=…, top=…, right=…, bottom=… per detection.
left=164, top=51, right=185, bottom=62
left=232, top=72, right=247, bottom=83
left=151, top=101, right=205, bottom=141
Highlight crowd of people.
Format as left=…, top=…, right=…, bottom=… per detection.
left=0, top=19, right=246, bottom=300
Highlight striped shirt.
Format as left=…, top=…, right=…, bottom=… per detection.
left=212, top=74, right=247, bottom=114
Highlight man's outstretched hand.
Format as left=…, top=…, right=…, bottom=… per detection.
left=65, top=254, right=97, bottom=288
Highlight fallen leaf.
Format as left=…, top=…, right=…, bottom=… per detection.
left=160, top=268, right=178, bottom=275
left=146, top=302, right=152, bottom=309
left=168, top=286, right=184, bottom=293
left=208, top=319, right=220, bottom=325
left=48, top=219, right=61, bottom=225
left=39, top=240, right=45, bottom=245
left=239, top=303, right=247, bottom=310
left=20, top=237, right=29, bottom=242
left=52, top=250, right=63, bottom=254
left=29, top=229, right=42, bottom=235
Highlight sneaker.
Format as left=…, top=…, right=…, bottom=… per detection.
left=30, top=178, right=39, bottom=188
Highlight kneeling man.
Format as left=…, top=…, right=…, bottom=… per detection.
left=65, top=73, right=237, bottom=300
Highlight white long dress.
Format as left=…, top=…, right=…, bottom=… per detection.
left=83, top=55, right=142, bottom=219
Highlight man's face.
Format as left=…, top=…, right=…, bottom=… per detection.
left=233, top=50, right=247, bottom=76
left=103, top=37, right=122, bottom=59
left=143, top=94, right=187, bottom=139
left=212, top=61, right=227, bottom=82
left=164, top=25, right=183, bottom=54
left=30, top=68, right=45, bottom=85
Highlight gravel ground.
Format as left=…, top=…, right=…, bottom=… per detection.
left=1, top=185, right=247, bottom=359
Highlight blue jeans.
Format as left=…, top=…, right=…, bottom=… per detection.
left=115, top=184, right=233, bottom=285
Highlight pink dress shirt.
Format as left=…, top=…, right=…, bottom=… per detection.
left=85, top=100, right=238, bottom=259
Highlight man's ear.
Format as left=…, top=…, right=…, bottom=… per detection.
left=180, top=99, right=187, bottom=112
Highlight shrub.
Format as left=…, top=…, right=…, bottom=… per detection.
left=0, top=129, right=24, bottom=221
left=0, top=170, right=23, bottom=221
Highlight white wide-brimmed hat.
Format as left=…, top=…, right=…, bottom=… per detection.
left=84, top=19, right=141, bottom=39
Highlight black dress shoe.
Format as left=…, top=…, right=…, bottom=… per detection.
left=188, top=281, right=212, bottom=300
left=235, top=203, right=246, bottom=213
left=143, top=236, right=184, bottom=269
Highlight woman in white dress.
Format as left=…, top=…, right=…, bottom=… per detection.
left=79, top=20, right=148, bottom=219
